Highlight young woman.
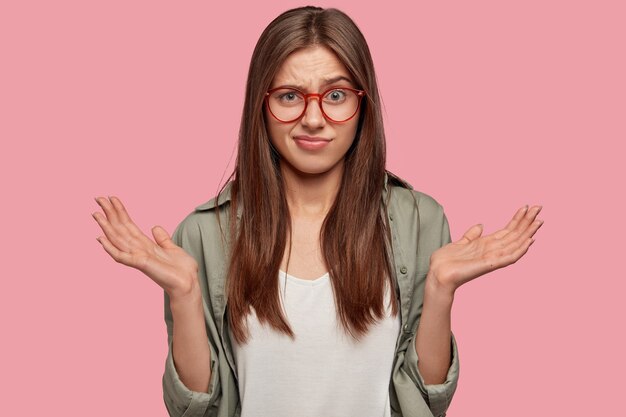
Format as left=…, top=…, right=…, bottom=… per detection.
left=92, top=6, right=543, bottom=417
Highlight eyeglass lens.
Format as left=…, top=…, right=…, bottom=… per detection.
left=267, top=88, right=360, bottom=122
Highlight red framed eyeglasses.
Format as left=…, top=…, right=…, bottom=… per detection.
left=265, top=86, right=366, bottom=123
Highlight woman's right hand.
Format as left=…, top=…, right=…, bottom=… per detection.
left=92, top=196, right=199, bottom=298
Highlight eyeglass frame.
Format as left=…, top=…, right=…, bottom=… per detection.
left=264, top=86, right=366, bottom=124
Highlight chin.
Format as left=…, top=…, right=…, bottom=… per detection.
left=283, top=157, right=342, bottom=177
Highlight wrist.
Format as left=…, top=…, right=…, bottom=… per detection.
left=425, top=271, right=456, bottom=302
left=168, top=278, right=202, bottom=305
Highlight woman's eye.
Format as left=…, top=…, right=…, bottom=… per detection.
left=325, top=89, right=347, bottom=102
left=278, top=91, right=302, bottom=102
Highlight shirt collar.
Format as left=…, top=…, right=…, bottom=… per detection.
left=194, top=181, right=238, bottom=215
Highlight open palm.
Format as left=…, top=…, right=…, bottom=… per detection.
left=430, top=205, right=544, bottom=294
left=92, top=196, right=198, bottom=297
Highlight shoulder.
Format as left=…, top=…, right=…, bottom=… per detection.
left=171, top=181, right=236, bottom=245
left=385, top=171, right=446, bottom=221
left=385, top=172, right=451, bottom=263
left=192, top=181, right=235, bottom=213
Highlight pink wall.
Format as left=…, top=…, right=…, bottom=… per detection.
left=2, top=0, right=624, bottom=415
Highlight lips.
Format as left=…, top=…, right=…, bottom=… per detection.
left=293, top=135, right=331, bottom=142
left=293, top=135, right=331, bottom=150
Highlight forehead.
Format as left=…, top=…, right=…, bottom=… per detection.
left=271, top=45, right=353, bottom=88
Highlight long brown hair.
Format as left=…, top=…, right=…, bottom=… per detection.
left=220, top=6, right=398, bottom=344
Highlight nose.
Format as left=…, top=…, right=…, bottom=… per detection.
left=300, top=96, right=326, bottom=128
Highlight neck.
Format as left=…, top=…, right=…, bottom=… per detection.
left=280, top=159, right=344, bottom=219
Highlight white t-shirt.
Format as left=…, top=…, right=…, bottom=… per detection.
left=229, top=270, right=401, bottom=417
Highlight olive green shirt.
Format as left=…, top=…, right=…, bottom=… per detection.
left=162, top=172, right=460, bottom=417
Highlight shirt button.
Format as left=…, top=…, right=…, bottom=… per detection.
left=400, top=266, right=408, bottom=274
left=389, top=215, right=394, bottom=221
left=403, top=324, right=409, bottom=331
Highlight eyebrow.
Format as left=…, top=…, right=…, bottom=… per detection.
left=274, top=75, right=355, bottom=90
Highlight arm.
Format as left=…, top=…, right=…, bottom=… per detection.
left=394, top=195, right=460, bottom=417
left=405, top=207, right=460, bottom=417
left=169, top=284, right=212, bottom=394
left=91, top=195, right=221, bottom=416
left=412, top=203, right=543, bottom=415
left=415, top=206, right=456, bottom=384
left=415, top=278, right=454, bottom=385
left=162, top=219, right=221, bottom=417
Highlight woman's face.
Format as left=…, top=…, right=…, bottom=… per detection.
left=265, top=45, right=361, bottom=177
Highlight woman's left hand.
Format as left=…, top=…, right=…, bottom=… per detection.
left=428, top=204, right=544, bottom=295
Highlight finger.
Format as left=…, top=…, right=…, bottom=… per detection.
left=483, top=235, right=535, bottom=271
left=96, top=235, right=134, bottom=266
left=519, top=217, right=544, bottom=241
left=92, top=211, right=126, bottom=250
left=95, top=196, right=135, bottom=248
left=504, top=237, right=535, bottom=267
left=514, top=205, right=543, bottom=234
left=489, top=205, right=529, bottom=240
left=457, top=223, right=483, bottom=244
left=108, top=195, right=136, bottom=225
left=95, top=196, right=120, bottom=224
left=502, top=205, right=529, bottom=233
left=152, top=226, right=177, bottom=249
left=498, top=205, right=543, bottom=246
left=109, top=196, right=154, bottom=246
left=498, top=219, right=542, bottom=265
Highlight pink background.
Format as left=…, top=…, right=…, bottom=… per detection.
left=2, top=0, right=624, bottom=415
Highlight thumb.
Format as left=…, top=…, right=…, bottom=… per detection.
left=458, top=223, right=483, bottom=244
left=152, top=225, right=176, bottom=249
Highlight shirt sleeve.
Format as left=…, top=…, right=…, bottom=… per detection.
left=400, top=205, right=460, bottom=417
left=402, top=330, right=460, bottom=417
left=162, top=218, right=222, bottom=417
